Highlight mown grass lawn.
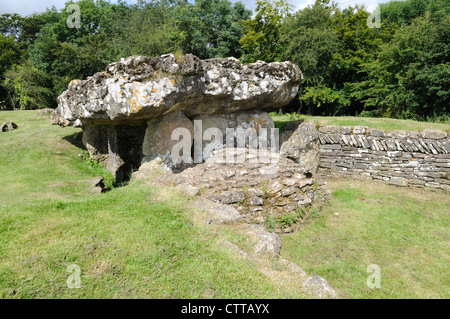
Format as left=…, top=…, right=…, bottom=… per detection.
left=0, top=110, right=305, bottom=299
left=271, top=113, right=450, bottom=133
left=281, top=178, right=450, bottom=299
left=1, top=110, right=449, bottom=299
left=272, top=112, right=450, bottom=298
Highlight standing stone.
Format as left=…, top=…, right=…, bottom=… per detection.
left=82, top=125, right=109, bottom=164
left=280, top=121, right=320, bottom=173
left=142, top=112, right=194, bottom=168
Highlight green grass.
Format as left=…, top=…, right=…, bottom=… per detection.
left=0, top=110, right=306, bottom=298
left=1, top=182, right=296, bottom=298
left=0, top=110, right=114, bottom=203
left=1, top=110, right=449, bottom=299
left=271, top=113, right=450, bottom=133
left=281, top=179, right=450, bottom=299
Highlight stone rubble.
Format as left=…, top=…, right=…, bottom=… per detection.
left=145, top=147, right=329, bottom=234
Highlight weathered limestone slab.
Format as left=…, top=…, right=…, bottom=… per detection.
left=52, top=54, right=301, bottom=180
left=52, top=53, right=302, bottom=127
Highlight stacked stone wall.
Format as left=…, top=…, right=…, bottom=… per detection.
left=317, top=125, right=450, bottom=192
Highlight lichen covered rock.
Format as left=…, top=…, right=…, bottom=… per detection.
left=52, top=53, right=302, bottom=127
left=52, top=53, right=302, bottom=181
left=280, top=121, right=320, bottom=174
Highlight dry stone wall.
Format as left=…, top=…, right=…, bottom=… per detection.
left=317, top=125, right=450, bottom=192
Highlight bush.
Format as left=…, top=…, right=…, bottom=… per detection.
left=4, top=60, right=54, bottom=110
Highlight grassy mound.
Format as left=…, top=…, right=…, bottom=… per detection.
left=0, top=110, right=448, bottom=298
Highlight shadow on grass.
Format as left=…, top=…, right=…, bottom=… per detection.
left=63, top=132, right=124, bottom=190
left=63, top=131, right=86, bottom=150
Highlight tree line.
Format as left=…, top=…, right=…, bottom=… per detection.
left=0, top=0, right=448, bottom=121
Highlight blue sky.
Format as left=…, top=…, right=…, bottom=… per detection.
left=0, top=0, right=390, bottom=16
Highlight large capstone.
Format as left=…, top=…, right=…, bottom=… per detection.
left=52, top=53, right=302, bottom=181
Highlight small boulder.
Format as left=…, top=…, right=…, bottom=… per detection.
left=302, top=275, right=338, bottom=299
left=245, top=224, right=282, bottom=257
left=206, top=204, right=243, bottom=225
left=421, top=129, right=447, bottom=139
left=1, top=121, right=18, bottom=132
left=37, top=108, right=54, bottom=116
left=89, top=176, right=106, bottom=193
left=176, top=183, right=201, bottom=197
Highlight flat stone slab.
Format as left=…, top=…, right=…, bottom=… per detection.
left=52, top=53, right=302, bottom=126
left=194, top=199, right=243, bottom=225
left=245, top=224, right=282, bottom=257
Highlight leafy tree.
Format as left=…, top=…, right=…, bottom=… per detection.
left=109, top=0, right=183, bottom=59
left=0, top=35, right=25, bottom=79
left=176, top=0, right=251, bottom=59
left=239, top=0, right=292, bottom=63
left=0, top=34, right=27, bottom=109
left=29, top=0, right=129, bottom=97
left=0, top=11, right=58, bottom=48
left=4, top=60, right=54, bottom=109
left=281, top=0, right=338, bottom=87
left=281, top=1, right=397, bottom=116
left=354, top=13, right=449, bottom=120
left=381, top=0, right=449, bottom=26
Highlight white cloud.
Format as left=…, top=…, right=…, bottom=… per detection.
left=0, top=0, right=394, bottom=17
left=0, top=0, right=67, bottom=16
left=294, top=0, right=316, bottom=11
left=291, top=0, right=393, bottom=13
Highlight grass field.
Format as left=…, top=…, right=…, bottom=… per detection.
left=0, top=111, right=307, bottom=298
left=281, top=178, right=450, bottom=299
left=0, top=110, right=449, bottom=299
left=271, top=113, right=450, bottom=133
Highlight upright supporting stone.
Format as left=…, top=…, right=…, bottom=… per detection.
left=142, top=112, right=194, bottom=168
left=106, top=126, right=125, bottom=180
left=83, top=124, right=146, bottom=182
left=82, top=125, right=109, bottom=164
left=280, top=121, right=320, bottom=174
